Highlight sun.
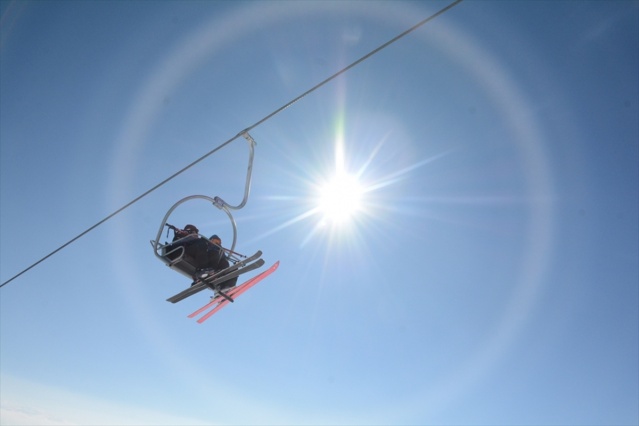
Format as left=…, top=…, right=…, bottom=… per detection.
left=316, top=171, right=364, bottom=224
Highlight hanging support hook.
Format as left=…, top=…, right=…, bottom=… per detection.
left=209, top=131, right=257, bottom=254
left=213, top=131, right=256, bottom=211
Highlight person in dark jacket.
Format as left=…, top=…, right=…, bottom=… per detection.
left=205, top=234, right=237, bottom=290
left=167, top=227, right=238, bottom=289
left=167, top=224, right=208, bottom=268
left=172, top=224, right=199, bottom=241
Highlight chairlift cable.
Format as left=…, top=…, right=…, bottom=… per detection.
left=0, top=0, right=463, bottom=289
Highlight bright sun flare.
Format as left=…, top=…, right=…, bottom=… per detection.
left=317, top=172, right=364, bottom=224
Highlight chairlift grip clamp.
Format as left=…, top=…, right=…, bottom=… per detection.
left=241, top=130, right=257, bottom=147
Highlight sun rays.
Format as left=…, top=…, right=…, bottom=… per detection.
left=247, top=117, right=452, bottom=251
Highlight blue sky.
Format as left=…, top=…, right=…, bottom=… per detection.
left=1, top=1, right=637, bottom=425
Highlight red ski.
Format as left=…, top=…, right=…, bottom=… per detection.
left=188, top=261, right=280, bottom=323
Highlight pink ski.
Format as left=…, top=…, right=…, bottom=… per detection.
left=188, top=261, right=279, bottom=323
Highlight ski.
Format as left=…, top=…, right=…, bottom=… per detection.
left=167, top=258, right=264, bottom=303
left=189, top=264, right=271, bottom=317
left=187, top=262, right=273, bottom=320
left=202, top=250, right=262, bottom=279
left=200, top=258, right=265, bottom=293
left=193, top=260, right=279, bottom=323
left=166, top=250, right=263, bottom=303
left=189, top=261, right=280, bottom=323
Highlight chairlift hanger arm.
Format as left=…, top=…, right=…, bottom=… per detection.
left=214, top=131, right=256, bottom=211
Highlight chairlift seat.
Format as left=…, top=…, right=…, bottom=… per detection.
left=160, top=236, right=227, bottom=280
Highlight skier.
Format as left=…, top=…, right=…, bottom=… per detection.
left=205, top=234, right=238, bottom=289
